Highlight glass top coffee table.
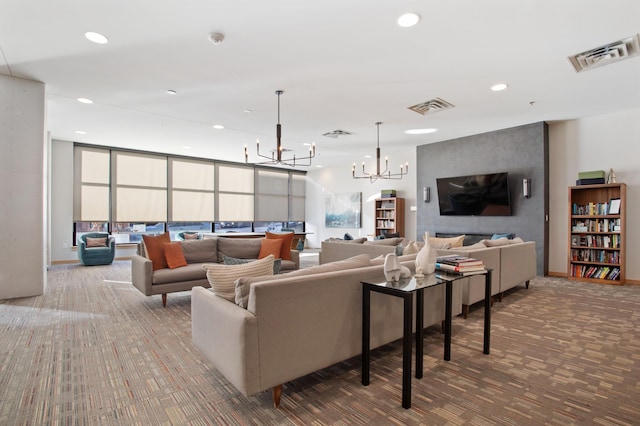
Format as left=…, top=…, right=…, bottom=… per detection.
left=361, top=269, right=492, bottom=409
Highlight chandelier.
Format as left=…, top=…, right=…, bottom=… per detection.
left=244, top=90, right=316, bottom=167
left=352, top=122, right=408, bottom=182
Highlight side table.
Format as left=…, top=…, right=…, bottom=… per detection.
left=361, top=269, right=492, bottom=409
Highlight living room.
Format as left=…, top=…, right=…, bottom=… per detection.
left=2, top=1, right=640, bottom=423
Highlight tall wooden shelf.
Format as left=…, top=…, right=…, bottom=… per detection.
left=568, top=183, right=626, bottom=285
left=375, top=197, right=405, bottom=237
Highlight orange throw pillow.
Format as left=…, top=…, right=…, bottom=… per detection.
left=265, top=231, right=293, bottom=261
left=258, top=238, right=283, bottom=259
left=164, top=242, right=187, bottom=269
left=142, top=233, right=171, bottom=270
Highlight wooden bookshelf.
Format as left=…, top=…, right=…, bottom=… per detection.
left=568, top=183, right=626, bottom=284
left=375, top=197, right=405, bottom=237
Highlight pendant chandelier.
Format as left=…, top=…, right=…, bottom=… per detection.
left=352, top=122, right=408, bottom=182
left=244, top=90, right=316, bottom=167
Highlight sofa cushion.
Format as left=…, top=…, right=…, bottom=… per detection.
left=217, top=237, right=262, bottom=263
left=164, top=242, right=187, bottom=269
left=482, top=237, right=511, bottom=247
left=259, top=238, right=282, bottom=259
left=224, top=255, right=281, bottom=275
left=183, top=232, right=199, bottom=240
left=152, top=263, right=207, bottom=284
left=459, top=242, right=487, bottom=250
left=265, top=232, right=294, bottom=261
left=364, top=237, right=403, bottom=246
left=369, top=253, right=418, bottom=266
left=429, top=234, right=464, bottom=249
left=180, top=238, right=218, bottom=264
left=142, top=233, right=171, bottom=270
left=86, top=237, right=107, bottom=247
left=234, top=254, right=371, bottom=308
left=204, top=255, right=275, bottom=302
left=509, top=237, right=525, bottom=244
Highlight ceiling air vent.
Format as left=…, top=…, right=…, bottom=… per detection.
left=569, top=34, right=640, bottom=72
left=322, top=129, right=355, bottom=139
left=408, top=97, right=455, bottom=115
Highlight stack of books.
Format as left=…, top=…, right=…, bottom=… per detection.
left=435, top=255, right=485, bottom=276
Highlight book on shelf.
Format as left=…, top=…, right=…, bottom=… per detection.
left=435, top=255, right=483, bottom=267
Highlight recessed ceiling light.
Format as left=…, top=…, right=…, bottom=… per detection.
left=397, top=13, right=420, bottom=27
left=75, top=130, right=87, bottom=135
left=365, top=155, right=372, bottom=158
left=244, top=109, right=252, bottom=114
left=212, top=124, right=224, bottom=130
left=166, top=89, right=177, bottom=95
left=491, top=83, right=509, bottom=91
left=85, top=32, right=108, bottom=44
left=405, top=128, right=438, bottom=135
left=183, top=146, right=192, bottom=150
left=315, top=165, right=323, bottom=168
left=77, top=98, right=93, bottom=104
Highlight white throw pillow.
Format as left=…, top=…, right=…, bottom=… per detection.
left=428, top=235, right=465, bottom=248
left=203, top=255, right=274, bottom=302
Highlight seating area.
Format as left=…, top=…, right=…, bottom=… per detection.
left=131, top=233, right=300, bottom=306
left=77, top=232, right=116, bottom=266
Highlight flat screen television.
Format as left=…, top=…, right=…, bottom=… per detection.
left=436, top=172, right=511, bottom=216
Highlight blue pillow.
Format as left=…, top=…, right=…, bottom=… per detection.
left=491, top=233, right=515, bottom=240
left=223, top=255, right=281, bottom=274
left=344, top=233, right=353, bottom=240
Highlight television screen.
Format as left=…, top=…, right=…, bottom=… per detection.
left=436, top=172, right=511, bottom=216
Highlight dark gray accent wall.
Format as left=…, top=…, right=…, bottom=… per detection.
left=416, top=122, right=548, bottom=275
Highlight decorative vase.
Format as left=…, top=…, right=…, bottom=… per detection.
left=415, top=231, right=436, bottom=276
left=384, top=253, right=411, bottom=282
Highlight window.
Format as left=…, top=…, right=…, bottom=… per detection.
left=218, top=165, right=254, bottom=221
left=72, top=144, right=306, bottom=244
left=169, top=158, right=215, bottom=221
left=113, top=152, right=167, bottom=222
left=74, top=146, right=110, bottom=222
left=255, top=169, right=288, bottom=221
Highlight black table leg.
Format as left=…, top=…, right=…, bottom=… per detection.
left=415, top=288, right=424, bottom=379
left=444, top=280, right=452, bottom=361
left=402, top=293, right=413, bottom=409
left=483, top=269, right=492, bottom=355
left=362, top=286, right=370, bottom=386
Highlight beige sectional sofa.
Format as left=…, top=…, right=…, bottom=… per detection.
left=191, top=253, right=462, bottom=407
left=131, top=237, right=299, bottom=306
left=319, top=237, right=404, bottom=264
left=437, top=239, right=536, bottom=318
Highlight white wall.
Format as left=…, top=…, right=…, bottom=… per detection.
left=548, top=108, right=640, bottom=281
left=305, top=151, right=417, bottom=249
left=0, top=75, right=46, bottom=299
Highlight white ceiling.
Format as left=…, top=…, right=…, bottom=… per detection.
left=2, top=0, right=639, bottom=169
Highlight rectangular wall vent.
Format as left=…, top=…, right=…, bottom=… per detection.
left=408, top=97, right=455, bottom=115
left=569, top=34, right=640, bottom=72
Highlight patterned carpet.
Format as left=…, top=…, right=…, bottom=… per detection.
left=1, top=260, right=639, bottom=425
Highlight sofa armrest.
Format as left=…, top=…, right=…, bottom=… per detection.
left=289, top=249, right=300, bottom=270
left=191, top=287, right=260, bottom=396
left=500, top=242, right=536, bottom=291
left=131, top=254, right=153, bottom=296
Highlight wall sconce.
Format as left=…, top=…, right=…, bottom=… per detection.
left=523, top=178, right=531, bottom=199
left=423, top=187, right=430, bottom=203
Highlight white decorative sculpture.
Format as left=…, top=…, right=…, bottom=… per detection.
left=414, top=231, right=437, bottom=277
left=384, top=253, right=411, bottom=282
